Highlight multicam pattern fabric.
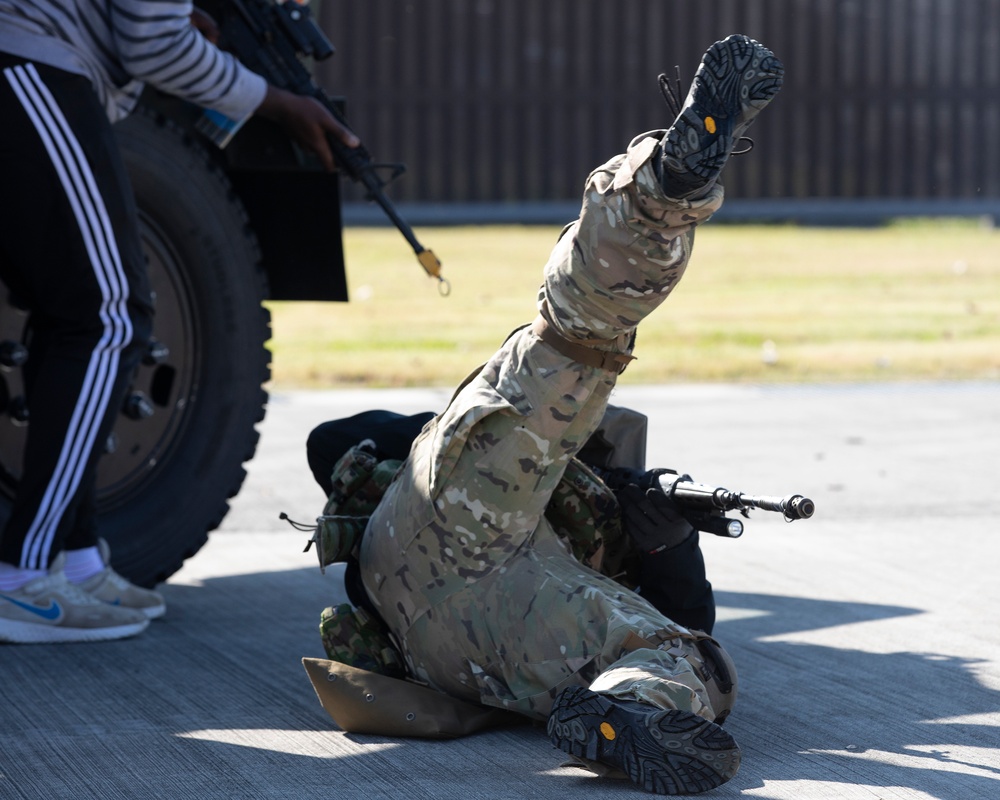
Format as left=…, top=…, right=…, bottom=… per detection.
left=314, top=427, right=633, bottom=572
left=545, top=458, right=638, bottom=587
left=308, top=447, right=404, bottom=568
left=360, top=133, right=732, bottom=723
left=537, top=133, right=723, bottom=349
left=320, top=602, right=407, bottom=679
left=325, top=444, right=402, bottom=517
left=311, top=515, right=367, bottom=568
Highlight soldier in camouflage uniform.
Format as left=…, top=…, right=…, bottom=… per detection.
left=359, top=35, right=783, bottom=795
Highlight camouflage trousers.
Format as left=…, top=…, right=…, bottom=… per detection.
left=360, top=132, right=730, bottom=723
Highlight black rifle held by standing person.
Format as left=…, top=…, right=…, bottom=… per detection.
left=199, top=0, right=447, bottom=291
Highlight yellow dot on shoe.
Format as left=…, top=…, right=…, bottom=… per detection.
left=600, top=722, right=617, bottom=740
left=705, top=115, right=717, bottom=134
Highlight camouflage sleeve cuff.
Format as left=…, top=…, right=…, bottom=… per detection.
left=611, top=132, right=726, bottom=227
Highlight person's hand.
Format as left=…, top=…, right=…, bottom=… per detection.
left=189, top=8, right=220, bottom=44
left=256, top=86, right=360, bottom=171
left=617, top=482, right=696, bottom=555
left=602, top=467, right=695, bottom=554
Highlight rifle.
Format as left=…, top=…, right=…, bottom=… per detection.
left=656, top=470, right=815, bottom=539
left=199, top=0, right=446, bottom=291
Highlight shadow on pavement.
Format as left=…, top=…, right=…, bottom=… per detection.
left=1, top=568, right=997, bottom=799
left=713, top=590, right=1000, bottom=799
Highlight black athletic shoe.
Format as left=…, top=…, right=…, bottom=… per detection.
left=547, top=685, right=740, bottom=795
left=660, top=34, right=784, bottom=197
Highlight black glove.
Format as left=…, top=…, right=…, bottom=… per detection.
left=608, top=468, right=696, bottom=555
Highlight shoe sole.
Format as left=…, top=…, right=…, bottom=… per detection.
left=664, top=34, right=784, bottom=182
left=547, top=685, right=740, bottom=795
left=0, top=616, right=149, bottom=644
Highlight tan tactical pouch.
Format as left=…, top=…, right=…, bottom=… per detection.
left=302, top=659, right=523, bottom=739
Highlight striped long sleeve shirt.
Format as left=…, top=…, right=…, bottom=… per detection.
left=0, top=0, right=266, bottom=123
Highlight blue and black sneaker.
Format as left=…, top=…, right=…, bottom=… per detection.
left=659, top=34, right=784, bottom=198
left=547, top=685, right=740, bottom=795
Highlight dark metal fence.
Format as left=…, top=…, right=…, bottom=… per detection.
left=316, top=0, right=1000, bottom=216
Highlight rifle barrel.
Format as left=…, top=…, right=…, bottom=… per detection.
left=730, top=492, right=815, bottom=519
left=662, top=476, right=815, bottom=521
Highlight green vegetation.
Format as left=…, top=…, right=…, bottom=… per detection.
left=266, top=220, right=1000, bottom=389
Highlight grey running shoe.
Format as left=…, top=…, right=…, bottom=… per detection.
left=660, top=34, right=784, bottom=197
left=547, top=685, right=740, bottom=795
left=77, top=539, right=166, bottom=620
left=0, top=557, right=149, bottom=644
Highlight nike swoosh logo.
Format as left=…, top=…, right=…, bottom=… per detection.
left=0, top=594, right=63, bottom=621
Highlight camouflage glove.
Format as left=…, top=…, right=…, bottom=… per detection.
left=604, top=467, right=696, bottom=555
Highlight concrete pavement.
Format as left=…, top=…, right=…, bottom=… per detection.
left=2, top=382, right=998, bottom=799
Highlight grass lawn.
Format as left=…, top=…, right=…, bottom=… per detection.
left=266, top=219, right=1000, bottom=389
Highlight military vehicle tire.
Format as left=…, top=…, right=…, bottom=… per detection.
left=0, top=108, right=271, bottom=588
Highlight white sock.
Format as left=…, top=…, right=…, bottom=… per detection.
left=63, top=546, right=105, bottom=583
left=0, top=561, right=47, bottom=591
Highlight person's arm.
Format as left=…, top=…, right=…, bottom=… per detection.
left=111, top=2, right=357, bottom=165
left=255, top=86, right=358, bottom=171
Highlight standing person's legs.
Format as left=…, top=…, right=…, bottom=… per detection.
left=0, top=58, right=152, bottom=572
left=0, top=58, right=154, bottom=641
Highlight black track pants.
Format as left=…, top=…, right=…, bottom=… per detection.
left=0, top=56, right=153, bottom=570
